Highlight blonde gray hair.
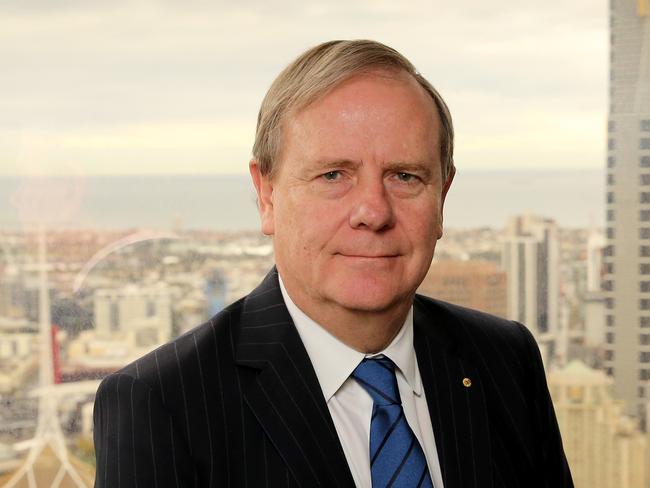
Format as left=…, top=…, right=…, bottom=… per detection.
left=252, top=39, right=454, bottom=181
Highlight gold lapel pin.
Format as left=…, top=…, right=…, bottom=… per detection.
left=462, top=377, right=472, bottom=388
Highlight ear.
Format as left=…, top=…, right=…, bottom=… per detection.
left=441, top=166, right=455, bottom=205
left=437, top=166, right=456, bottom=238
left=249, top=160, right=275, bottom=236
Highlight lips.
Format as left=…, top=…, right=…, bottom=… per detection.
left=335, top=252, right=400, bottom=258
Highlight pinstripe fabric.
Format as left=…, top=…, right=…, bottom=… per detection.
left=413, top=296, right=573, bottom=488
left=93, top=268, right=573, bottom=488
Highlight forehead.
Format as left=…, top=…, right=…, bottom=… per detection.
left=291, top=68, right=438, bottom=125
left=278, top=70, right=441, bottom=165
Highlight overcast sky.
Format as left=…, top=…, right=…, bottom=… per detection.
left=0, top=0, right=608, bottom=176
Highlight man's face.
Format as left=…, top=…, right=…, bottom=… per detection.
left=251, top=70, right=453, bottom=318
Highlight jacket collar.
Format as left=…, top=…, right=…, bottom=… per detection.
left=235, top=269, right=356, bottom=487
left=413, top=295, right=494, bottom=488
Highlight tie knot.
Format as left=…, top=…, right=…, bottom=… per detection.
left=352, top=357, right=401, bottom=406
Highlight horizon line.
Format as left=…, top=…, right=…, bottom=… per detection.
left=0, top=167, right=605, bottom=178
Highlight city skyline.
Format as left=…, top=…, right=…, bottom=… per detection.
left=0, top=220, right=638, bottom=485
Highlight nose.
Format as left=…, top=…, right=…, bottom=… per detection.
left=348, top=177, right=395, bottom=231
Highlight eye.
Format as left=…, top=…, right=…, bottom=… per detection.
left=396, top=172, right=418, bottom=183
left=322, top=170, right=342, bottom=181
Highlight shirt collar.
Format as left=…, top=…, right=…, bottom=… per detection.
left=278, top=275, right=421, bottom=402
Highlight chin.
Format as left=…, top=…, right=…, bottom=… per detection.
left=324, top=282, right=410, bottom=314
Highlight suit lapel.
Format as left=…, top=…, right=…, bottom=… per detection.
left=414, top=297, right=493, bottom=488
left=234, top=270, right=493, bottom=487
left=235, top=270, right=355, bottom=487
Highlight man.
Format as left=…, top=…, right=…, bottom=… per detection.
left=94, top=40, right=573, bottom=487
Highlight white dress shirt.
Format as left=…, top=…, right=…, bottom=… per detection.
left=279, top=277, right=444, bottom=488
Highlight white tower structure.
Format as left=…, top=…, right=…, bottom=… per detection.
left=4, top=229, right=89, bottom=488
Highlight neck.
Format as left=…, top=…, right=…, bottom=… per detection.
left=321, top=309, right=408, bottom=353
left=282, top=281, right=413, bottom=353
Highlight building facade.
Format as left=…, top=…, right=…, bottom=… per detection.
left=605, top=0, right=650, bottom=423
left=93, top=284, right=172, bottom=345
left=549, top=361, right=647, bottom=488
left=502, top=214, right=560, bottom=360
left=587, top=228, right=606, bottom=293
left=419, top=260, right=507, bottom=318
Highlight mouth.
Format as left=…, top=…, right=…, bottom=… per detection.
left=336, top=253, right=400, bottom=259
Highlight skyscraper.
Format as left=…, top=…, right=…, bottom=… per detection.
left=587, top=228, right=606, bottom=293
left=502, top=214, right=560, bottom=362
left=605, top=0, right=650, bottom=423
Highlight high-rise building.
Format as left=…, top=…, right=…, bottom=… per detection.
left=587, top=228, right=606, bottom=293
left=584, top=229, right=607, bottom=352
left=583, top=293, right=606, bottom=350
left=605, top=0, right=650, bottom=422
left=548, top=360, right=647, bottom=488
left=418, top=260, right=507, bottom=318
left=502, top=214, right=559, bottom=360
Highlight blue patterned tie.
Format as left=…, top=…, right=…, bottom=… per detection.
left=352, top=357, right=434, bottom=488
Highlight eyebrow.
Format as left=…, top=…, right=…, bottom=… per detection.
left=383, top=161, right=435, bottom=179
left=311, top=158, right=433, bottom=170
left=309, top=158, right=361, bottom=171
left=305, top=158, right=436, bottom=180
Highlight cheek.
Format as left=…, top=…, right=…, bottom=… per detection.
left=291, top=190, right=347, bottom=227
left=274, top=198, right=329, bottom=253
left=403, top=222, right=442, bottom=269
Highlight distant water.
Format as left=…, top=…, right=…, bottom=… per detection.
left=0, top=170, right=604, bottom=231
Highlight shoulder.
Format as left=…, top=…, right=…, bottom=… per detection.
left=414, top=294, right=543, bottom=395
left=414, top=293, right=535, bottom=351
left=414, top=296, right=572, bottom=483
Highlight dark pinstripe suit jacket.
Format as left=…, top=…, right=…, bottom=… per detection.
left=93, top=269, right=573, bottom=487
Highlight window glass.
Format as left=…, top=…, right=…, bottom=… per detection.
left=0, top=2, right=623, bottom=486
